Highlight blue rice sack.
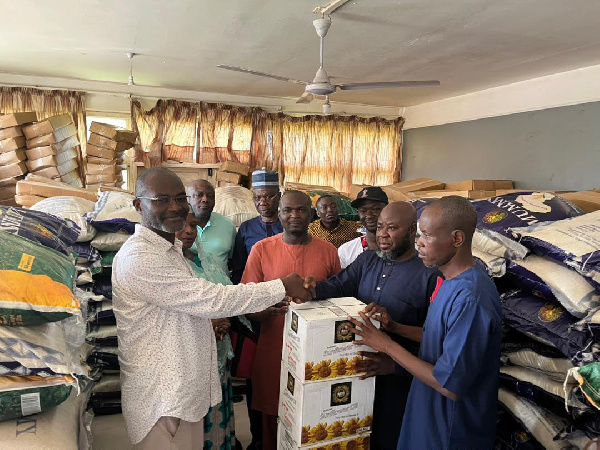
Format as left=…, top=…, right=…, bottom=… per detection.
left=501, top=291, right=596, bottom=365
left=86, top=191, right=140, bottom=234
left=511, top=210, right=600, bottom=289
left=472, top=192, right=582, bottom=260
left=0, top=206, right=79, bottom=256
left=30, top=196, right=96, bottom=243
left=505, top=255, right=600, bottom=319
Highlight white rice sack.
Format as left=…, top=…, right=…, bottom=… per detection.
left=506, top=255, right=600, bottom=319
left=214, top=185, right=259, bottom=228
left=511, top=210, right=600, bottom=289
left=501, top=366, right=575, bottom=399
left=86, top=191, right=140, bottom=234
left=0, top=386, right=89, bottom=450
left=31, top=196, right=97, bottom=242
left=472, top=248, right=507, bottom=277
left=472, top=192, right=582, bottom=260
left=86, top=325, right=117, bottom=340
left=92, top=374, right=121, bottom=393
left=498, top=387, right=571, bottom=450
left=503, top=348, right=573, bottom=381
left=91, top=231, right=131, bottom=251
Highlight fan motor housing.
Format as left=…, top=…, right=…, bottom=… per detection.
left=306, top=83, right=336, bottom=95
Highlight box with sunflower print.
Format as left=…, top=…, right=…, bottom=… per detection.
left=278, top=368, right=374, bottom=448
left=283, top=298, right=380, bottom=383
left=277, top=424, right=371, bottom=450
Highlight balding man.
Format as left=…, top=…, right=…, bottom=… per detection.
left=112, top=168, right=314, bottom=449
left=306, top=201, right=441, bottom=450
left=348, top=196, right=502, bottom=450
left=187, top=179, right=236, bottom=274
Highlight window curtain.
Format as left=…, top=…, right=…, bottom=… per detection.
left=250, top=109, right=285, bottom=177
left=198, top=103, right=253, bottom=165
left=0, top=87, right=87, bottom=178
left=162, top=100, right=198, bottom=164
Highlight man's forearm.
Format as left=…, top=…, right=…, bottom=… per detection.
left=382, top=340, right=459, bottom=401
left=390, top=323, right=423, bottom=343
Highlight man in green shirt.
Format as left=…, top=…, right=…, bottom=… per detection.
left=187, top=179, right=237, bottom=275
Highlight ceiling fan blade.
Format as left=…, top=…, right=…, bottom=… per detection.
left=217, top=65, right=309, bottom=85
left=337, top=80, right=441, bottom=91
left=296, top=92, right=315, bottom=104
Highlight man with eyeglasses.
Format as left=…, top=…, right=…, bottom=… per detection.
left=231, top=169, right=283, bottom=285
left=112, top=168, right=315, bottom=450
left=338, top=186, right=389, bottom=269
left=187, top=179, right=237, bottom=275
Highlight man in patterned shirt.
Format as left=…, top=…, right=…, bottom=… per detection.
left=308, top=194, right=361, bottom=248
left=112, top=168, right=314, bottom=449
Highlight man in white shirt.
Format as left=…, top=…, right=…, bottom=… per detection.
left=338, top=186, right=389, bottom=268
left=112, top=168, right=313, bottom=449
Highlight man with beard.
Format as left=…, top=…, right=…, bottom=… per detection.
left=338, top=186, right=389, bottom=268
left=112, top=169, right=315, bottom=449
left=304, top=201, right=441, bottom=450
left=242, top=190, right=341, bottom=449
left=187, top=179, right=237, bottom=274
left=347, top=196, right=502, bottom=450
left=308, top=194, right=361, bottom=248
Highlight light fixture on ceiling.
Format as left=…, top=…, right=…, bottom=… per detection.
left=322, top=96, right=331, bottom=114
left=126, top=52, right=135, bottom=86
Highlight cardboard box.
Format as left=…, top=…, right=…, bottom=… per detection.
left=55, top=147, right=78, bottom=166
left=407, top=189, right=496, bottom=200
left=279, top=369, right=374, bottom=447
left=444, top=180, right=515, bottom=191
left=385, top=177, right=445, bottom=193
left=283, top=298, right=379, bottom=383
left=86, top=173, right=118, bottom=184
left=493, top=180, right=514, bottom=189
left=220, top=160, right=251, bottom=176
left=277, top=426, right=371, bottom=450
left=560, top=191, right=600, bottom=213
left=0, top=185, right=16, bottom=201
left=22, top=114, right=73, bottom=139
left=24, top=135, right=80, bottom=160
left=86, top=155, right=124, bottom=165
left=0, top=126, right=23, bottom=141
left=0, top=112, right=37, bottom=129
left=0, top=177, right=20, bottom=189
left=0, top=150, right=27, bottom=166
left=216, top=171, right=242, bottom=184
left=26, top=123, right=78, bottom=148
left=27, top=155, right=57, bottom=172
left=0, top=136, right=26, bottom=153
left=86, top=143, right=125, bottom=160
left=88, top=132, right=134, bottom=151
left=0, top=162, right=27, bottom=179
left=380, top=186, right=412, bottom=202
left=0, top=198, right=18, bottom=207
left=16, top=178, right=98, bottom=202
left=33, top=166, right=61, bottom=179
left=89, top=122, right=137, bottom=143
left=285, top=182, right=337, bottom=194
left=217, top=181, right=236, bottom=188
left=86, top=163, right=124, bottom=175
left=15, top=194, right=44, bottom=208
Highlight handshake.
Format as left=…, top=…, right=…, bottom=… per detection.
left=280, top=273, right=318, bottom=304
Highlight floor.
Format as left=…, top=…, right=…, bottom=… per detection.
left=91, top=396, right=252, bottom=449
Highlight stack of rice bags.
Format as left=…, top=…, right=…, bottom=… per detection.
left=446, top=191, right=600, bottom=448
left=0, top=112, right=38, bottom=207
left=214, top=185, right=259, bottom=228
left=22, top=114, right=82, bottom=188
left=81, top=191, right=140, bottom=416
left=85, top=122, right=136, bottom=191
left=0, top=204, right=90, bottom=448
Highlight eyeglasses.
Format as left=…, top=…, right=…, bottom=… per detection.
left=253, top=193, right=279, bottom=203
left=137, top=195, right=189, bottom=206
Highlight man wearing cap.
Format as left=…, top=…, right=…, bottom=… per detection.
left=308, top=194, right=361, bottom=248
left=338, top=186, right=389, bottom=269
left=232, top=169, right=283, bottom=285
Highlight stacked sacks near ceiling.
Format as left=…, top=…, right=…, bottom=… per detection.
left=413, top=191, right=600, bottom=448
left=0, top=205, right=91, bottom=448
left=80, top=191, right=140, bottom=417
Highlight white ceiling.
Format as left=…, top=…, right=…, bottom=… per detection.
left=1, top=0, right=600, bottom=107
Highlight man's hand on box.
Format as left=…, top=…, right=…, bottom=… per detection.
left=363, top=303, right=398, bottom=333
left=352, top=351, right=395, bottom=379
left=347, top=312, right=394, bottom=354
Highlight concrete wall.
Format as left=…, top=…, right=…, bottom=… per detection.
left=402, top=101, right=600, bottom=191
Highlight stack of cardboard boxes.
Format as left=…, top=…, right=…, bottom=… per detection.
left=85, top=122, right=136, bottom=190
left=22, top=113, right=82, bottom=187
left=15, top=174, right=98, bottom=208
left=278, top=298, right=377, bottom=450
left=216, top=160, right=251, bottom=187
left=0, top=112, right=38, bottom=206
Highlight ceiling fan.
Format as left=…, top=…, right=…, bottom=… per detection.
left=218, top=17, right=440, bottom=113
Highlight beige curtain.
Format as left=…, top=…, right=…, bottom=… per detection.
left=0, top=87, right=87, bottom=178
left=131, top=100, right=164, bottom=167
left=251, top=109, right=285, bottom=177
left=162, top=100, right=198, bottom=163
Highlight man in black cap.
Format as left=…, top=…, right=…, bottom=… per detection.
left=338, top=186, right=389, bottom=268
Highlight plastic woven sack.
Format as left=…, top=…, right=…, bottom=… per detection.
left=30, top=196, right=97, bottom=243
left=72, top=242, right=101, bottom=263
left=494, top=408, right=544, bottom=450
left=0, top=206, right=79, bottom=256
left=214, top=185, right=259, bottom=228
left=306, top=190, right=359, bottom=221
left=510, top=210, right=600, bottom=289
left=90, top=231, right=131, bottom=252
left=473, top=248, right=506, bottom=278
left=0, top=375, right=75, bottom=422
left=86, top=191, right=140, bottom=233
left=565, top=362, right=600, bottom=410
